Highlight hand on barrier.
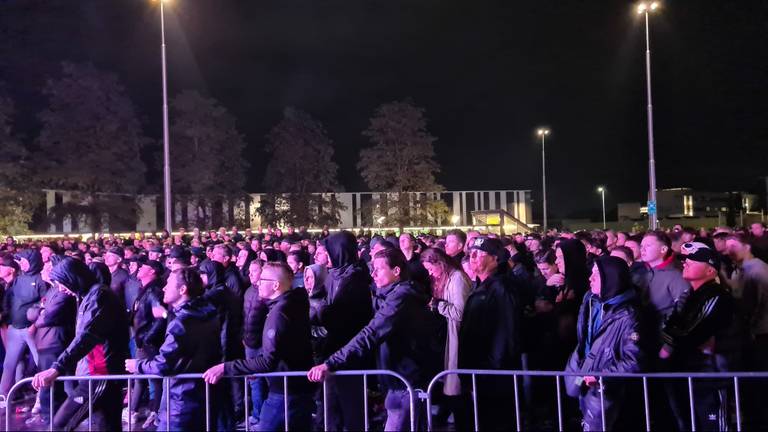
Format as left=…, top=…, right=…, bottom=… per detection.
left=32, top=368, right=59, bottom=391
left=202, top=363, right=226, bottom=384
left=125, top=359, right=138, bottom=374
left=307, top=364, right=329, bottom=382
left=583, top=376, right=598, bottom=387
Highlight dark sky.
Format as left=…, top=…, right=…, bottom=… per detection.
left=2, top=0, right=767, bottom=221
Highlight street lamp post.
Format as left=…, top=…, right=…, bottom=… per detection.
left=537, top=128, right=550, bottom=232
left=157, top=0, right=173, bottom=233
left=597, top=186, right=606, bottom=229
left=637, top=1, right=660, bottom=229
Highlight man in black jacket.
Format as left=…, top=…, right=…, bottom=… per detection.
left=104, top=247, right=129, bottom=311
left=32, top=257, right=130, bottom=431
left=308, top=248, right=442, bottom=431
left=204, top=262, right=315, bottom=431
left=660, top=247, right=734, bottom=431
left=459, top=236, right=522, bottom=431
left=242, top=259, right=269, bottom=427
left=126, top=267, right=221, bottom=431
left=310, top=231, right=373, bottom=431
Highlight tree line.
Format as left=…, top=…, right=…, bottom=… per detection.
left=0, top=62, right=446, bottom=233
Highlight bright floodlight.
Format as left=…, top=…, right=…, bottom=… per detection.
left=650, top=2, right=660, bottom=10
left=637, top=2, right=660, bottom=14
left=597, top=186, right=604, bottom=192
left=537, top=128, right=550, bottom=136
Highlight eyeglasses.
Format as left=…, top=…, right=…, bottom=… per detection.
left=257, top=278, right=278, bottom=285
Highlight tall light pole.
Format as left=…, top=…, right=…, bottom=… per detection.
left=597, top=186, right=606, bottom=229
left=637, top=1, right=660, bottom=229
left=537, top=128, right=550, bottom=232
left=157, top=0, right=173, bottom=233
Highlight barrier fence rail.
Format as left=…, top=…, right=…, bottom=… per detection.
left=4, top=370, right=416, bottom=432
left=6, top=368, right=768, bottom=431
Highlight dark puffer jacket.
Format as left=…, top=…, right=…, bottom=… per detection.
left=50, top=258, right=130, bottom=376
left=131, top=278, right=167, bottom=352
left=565, top=256, right=643, bottom=431
left=136, top=297, right=221, bottom=431
left=242, top=284, right=268, bottom=349
left=325, top=280, right=443, bottom=389
left=201, top=260, right=245, bottom=361
left=5, top=249, right=48, bottom=329
left=32, top=286, right=77, bottom=354
left=311, top=231, right=373, bottom=359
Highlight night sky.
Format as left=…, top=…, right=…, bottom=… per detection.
left=2, top=0, right=766, bottom=222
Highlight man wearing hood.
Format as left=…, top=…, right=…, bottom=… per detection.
left=125, top=267, right=221, bottom=431
left=309, top=231, right=373, bottom=431
left=565, top=256, right=643, bottom=431
left=0, top=249, right=47, bottom=401
left=32, top=257, right=130, bottom=431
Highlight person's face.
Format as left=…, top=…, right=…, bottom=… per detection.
left=304, top=269, right=315, bottom=291
left=616, top=233, right=628, bottom=247
left=149, top=251, right=161, bottom=261
left=683, top=259, right=714, bottom=282
left=128, top=262, right=139, bottom=274
left=725, top=239, right=749, bottom=263
left=555, top=247, right=565, bottom=274
left=211, top=248, right=228, bottom=265
left=40, top=247, right=53, bottom=263
left=399, top=235, right=414, bottom=253
left=314, top=246, right=329, bottom=267
left=445, top=235, right=463, bottom=257
left=236, top=250, right=249, bottom=268
left=610, top=249, right=632, bottom=265
left=0, top=265, right=15, bottom=280
left=372, top=257, right=400, bottom=288
left=589, top=264, right=601, bottom=296
left=287, top=254, right=302, bottom=274
left=423, top=261, right=445, bottom=281
left=751, top=224, right=765, bottom=238
left=470, top=249, right=496, bottom=276
left=307, top=243, right=316, bottom=255
left=257, top=268, right=280, bottom=299
left=54, top=280, right=76, bottom=297
left=163, top=272, right=183, bottom=305
left=713, top=237, right=727, bottom=253
left=537, top=262, right=557, bottom=279
left=624, top=240, right=641, bottom=260
left=104, top=252, right=121, bottom=267
left=248, top=263, right=262, bottom=286
left=251, top=240, right=261, bottom=252
left=137, top=264, right=154, bottom=281
left=640, top=236, right=666, bottom=263
left=681, top=232, right=695, bottom=243
left=529, top=239, right=541, bottom=253
left=606, top=232, right=617, bottom=249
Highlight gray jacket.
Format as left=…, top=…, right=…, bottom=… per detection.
left=638, top=259, right=690, bottom=339
left=733, top=258, right=768, bottom=336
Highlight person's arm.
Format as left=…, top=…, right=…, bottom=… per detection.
left=661, top=294, right=731, bottom=355
left=437, top=272, right=470, bottom=322
left=225, top=311, right=285, bottom=375
left=35, top=291, right=74, bottom=328
left=601, top=318, right=643, bottom=374
left=142, top=291, right=167, bottom=348
left=136, top=320, right=184, bottom=376
left=52, top=292, right=111, bottom=373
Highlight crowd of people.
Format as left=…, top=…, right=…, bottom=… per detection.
left=0, top=221, right=766, bottom=431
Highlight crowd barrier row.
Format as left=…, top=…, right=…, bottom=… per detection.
left=6, top=369, right=768, bottom=432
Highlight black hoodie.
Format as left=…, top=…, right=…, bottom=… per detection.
left=6, top=249, right=48, bottom=328
left=50, top=258, right=130, bottom=376
left=201, top=260, right=244, bottom=360
left=311, top=231, right=373, bottom=358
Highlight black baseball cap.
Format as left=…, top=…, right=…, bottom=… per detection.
left=106, top=246, right=125, bottom=259
left=142, top=260, right=165, bottom=276
left=686, top=247, right=721, bottom=270
left=469, top=236, right=505, bottom=260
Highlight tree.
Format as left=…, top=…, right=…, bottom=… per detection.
left=358, top=99, right=444, bottom=227
left=169, top=90, right=249, bottom=228
left=0, top=90, right=38, bottom=234
left=259, top=107, right=344, bottom=227
left=32, top=62, right=149, bottom=231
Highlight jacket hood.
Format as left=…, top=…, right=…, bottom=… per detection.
left=306, top=264, right=328, bottom=292
left=594, top=255, right=632, bottom=302
left=198, top=259, right=225, bottom=288
left=324, top=231, right=358, bottom=269
left=88, top=262, right=112, bottom=287
left=262, top=248, right=287, bottom=263
left=50, top=257, right=97, bottom=296
left=558, top=239, right=589, bottom=296
left=17, top=249, right=43, bottom=275
left=175, top=296, right=218, bottom=321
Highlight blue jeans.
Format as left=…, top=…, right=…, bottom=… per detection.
left=0, top=326, right=39, bottom=396
left=257, top=392, right=313, bottom=432
left=245, top=347, right=268, bottom=422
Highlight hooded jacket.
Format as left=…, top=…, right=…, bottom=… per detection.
left=565, top=256, right=644, bottom=430
left=311, top=231, right=373, bottom=358
left=32, top=285, right=77, bottom=354
left=225, top=288, right=314, bottom=395
left=326, top=279, right=443, bottom=389
left=136, top=296, right=221, bottom=431
left=201, top=260, right=244, bottom=360
left=50, top=258, right=130, bottom=376
left=242, top=281, right=268, bottom=349
left=305, top=264, right=329, bottom=359
left=131, top=278, right=167, bottom=351
left=6, top=249, right=48, bottom=328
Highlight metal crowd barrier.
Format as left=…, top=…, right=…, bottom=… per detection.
left=425, top=369, right=768, bottom=432
left=4, top=369, right=416, bottom=432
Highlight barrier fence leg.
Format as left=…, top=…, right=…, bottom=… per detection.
left=244, top=377, right=250, bottom=432
left=88, top=380, right=93, bottom=432
left=165, top=378, right=171, bottom=431
left=472, top=374, right=479, bottom=432
left=50, top=379, right=55, bottom=432
left=555, top=376, right=563, bottom=432
left=734, top=377, right=742, bottom=432
left=205, top=381, right=211, bottom=432
left=363, top=374, right=369, bottom=432
left=513, top=374, right=521, bottom=432
left=408, top=386, right=415, bottom=432
left=642, top=376, right=650, bottom=432
left=688, top=377, right=696, bottom=432
left=127, top=378, right=132, bottom=432
left=426, top=384, right=433, bottom=432
left=599, top=376, right=606, bottom=431
left=283, top=376, right=289, bottom=432
left=322, top=380, right=328, bottom=432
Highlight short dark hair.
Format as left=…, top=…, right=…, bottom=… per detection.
left=446, top=229, right=467, bottom=245
left=174, top=267, right=204, bottom=298
left=534, top=249, right=556, bottom=265
left=726, top=233, right=752, bottom=247
left=373, top=248, right=410, bottom=280
left=263, top=261, right=293, bottom=287
left=644, top=230, right=672, bottom=254
left=611, top=246, right=634, bottom=263
left=288, top=250, right=310, bottom=268
left=213, top=244, right=232, bottom=258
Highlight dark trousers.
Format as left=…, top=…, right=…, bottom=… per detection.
left=667, top=379, right=729, bottom=431
left=256, top=392, right=314, bottom=432
left=325, top=374, right=365, bottom=431
left=53, top=379, right=123, bottom=431
left=744, top=335, right=768, bottom=430
left=37, top=351, right=65, bottom=419
left=130, top=347, right=161, bottom=413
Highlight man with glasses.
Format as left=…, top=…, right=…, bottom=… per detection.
left=203, top=262, right=314, bottom=431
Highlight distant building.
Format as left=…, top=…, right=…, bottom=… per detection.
left=618, top=188, right=760, bottom=221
